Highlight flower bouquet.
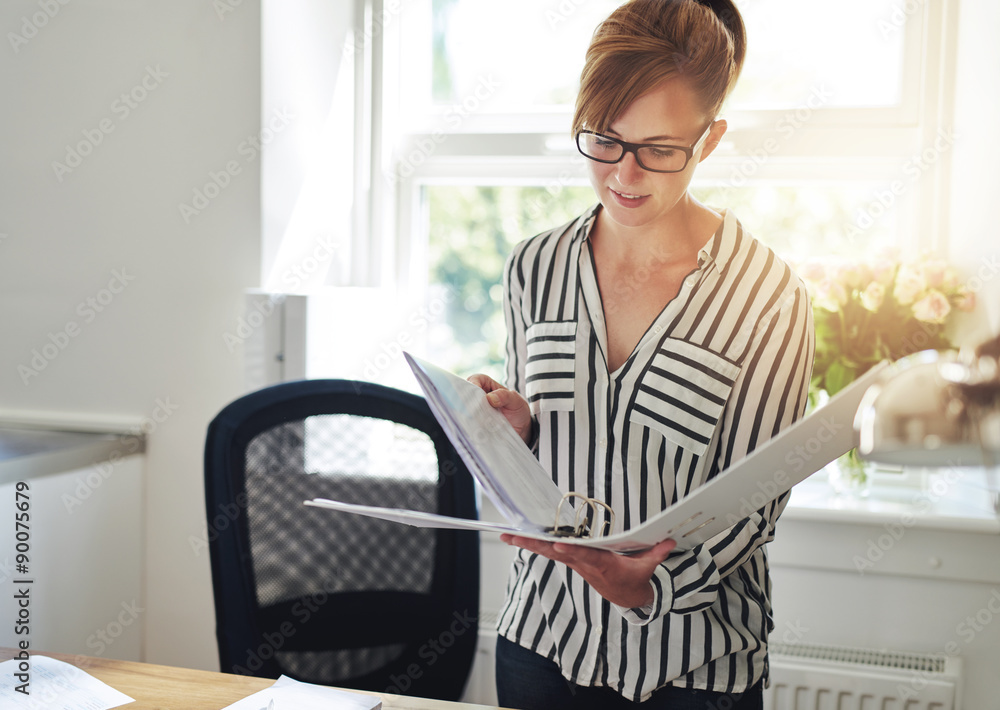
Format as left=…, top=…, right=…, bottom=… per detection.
left=798, top=251, right=975, bottom=494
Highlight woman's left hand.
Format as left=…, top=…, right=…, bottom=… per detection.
left=499, top=534, right=677, bottom=609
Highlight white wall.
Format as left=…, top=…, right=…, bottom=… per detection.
left=0, top=458, right=144, bottom=661
left=0, top=0, right=261, bottom=670
left=949, top=0, right=1000, bottom=342
left=261, top=0, right=356, bottom=292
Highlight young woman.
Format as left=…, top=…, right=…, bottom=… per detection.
left=468, top=1, right=814, bottom=707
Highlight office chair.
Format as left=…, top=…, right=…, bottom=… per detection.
left=204, top=379, right=480, bottom=701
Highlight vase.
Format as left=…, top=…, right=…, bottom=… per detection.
left=829, top=448, right=874, bottom=498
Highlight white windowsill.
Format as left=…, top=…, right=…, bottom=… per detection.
left=785, top=467, right=1000, bottom=535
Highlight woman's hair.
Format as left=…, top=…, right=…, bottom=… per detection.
left=572, top=0, right=746, bottom=135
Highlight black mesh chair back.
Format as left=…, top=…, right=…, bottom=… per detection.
left=204, top=379, right=480, bottom=700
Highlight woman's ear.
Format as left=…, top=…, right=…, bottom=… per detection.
left=699, top=118, right=728, bottom=163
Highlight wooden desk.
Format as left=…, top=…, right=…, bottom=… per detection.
left=0, top=649, right=503, bottom=710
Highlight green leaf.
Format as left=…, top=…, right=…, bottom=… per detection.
left=824, top=359, right=855, bottom=396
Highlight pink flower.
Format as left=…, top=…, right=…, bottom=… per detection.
left=798, top=261, right=827, bottom=283
left=912, top=289, right=951, bottom=323
left=840, top=264, right=867, bottom=290
left=869, top=259, right=896, bottom=286
left=874, top=245, right=902, bottom=263
left=921, top=258, right=948, bottom=288
left=893, top=264, right=926, bottom=305
left=860, top=281, right=885, bottom=312
left=812, top=278, right=848, bottom=312
left=955, top=288, right=976, bottom=312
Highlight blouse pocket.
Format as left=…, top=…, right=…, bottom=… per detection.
left=524, top=321, right=577, bottom=414
left=629, top=338, right=741, bottom=456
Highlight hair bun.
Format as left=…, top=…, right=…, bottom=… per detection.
left=693, top=0, right=746, bottom=71
left=573, top=0, right=748, bottom=132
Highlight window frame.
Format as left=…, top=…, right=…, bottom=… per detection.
left=333, top=0, right=964, bottom=493
left=364, top=0, right=959, bottom=298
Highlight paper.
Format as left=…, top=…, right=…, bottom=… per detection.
left=221, top=674, right=381, bottom=709
left=0, top=655, right=134, bottom=709
left=306, top=355, right=889, bottom=552
left=406, top=353, right=572, bottom=529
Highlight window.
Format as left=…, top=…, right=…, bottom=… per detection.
left=361, top=0, right=956, bottom=379
left=728, top=0, right=909, bottom=111
left=424, top=183, right=597, bottom=378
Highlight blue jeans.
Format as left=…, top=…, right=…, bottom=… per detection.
left=495, top=635, right=763, bottom=710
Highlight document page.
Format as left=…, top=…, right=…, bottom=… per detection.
left=221, top=674, right=381, bottom=709
left=406, top=352, right=572, bottom=530
left=0, top=655, right=134, bottom=710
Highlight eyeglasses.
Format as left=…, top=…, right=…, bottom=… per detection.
left=575, top=123, right=714, bottom=173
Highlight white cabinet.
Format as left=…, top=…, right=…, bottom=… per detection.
left=769, top=476, right=1000, bottom=709
left=0, top=427, right=144, bottom=661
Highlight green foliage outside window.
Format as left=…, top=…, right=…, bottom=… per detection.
left=426, top=184, right=595, bottom=378
left=426, top=182, right=895, bottom=379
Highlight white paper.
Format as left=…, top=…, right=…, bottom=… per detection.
left=0, top=655, right=134, bottom=710
left=304, top=499, right=525, bottom=535
left=307, top=355, right=888, bottom=552
left=406, top=353, right=572, bottom=530
left=221, top=674, right=381, bottom=710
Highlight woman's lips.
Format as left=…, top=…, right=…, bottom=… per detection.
left=609, top=187, right=649, bottom=208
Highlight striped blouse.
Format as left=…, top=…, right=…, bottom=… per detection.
left=496, top=205, right=815, bottom=702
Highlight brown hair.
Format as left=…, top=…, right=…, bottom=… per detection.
left=572, top=0, right=746, bottom=135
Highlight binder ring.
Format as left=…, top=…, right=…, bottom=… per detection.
left=549, top=492, right=615, bottom=539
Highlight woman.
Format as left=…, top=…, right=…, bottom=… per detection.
left=469, top=1, right=814, bottom=707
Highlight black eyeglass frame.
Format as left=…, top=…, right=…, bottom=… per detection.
left=575, top=122, right=715, bottom=174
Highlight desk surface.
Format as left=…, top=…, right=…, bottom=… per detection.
left=0, top=649, right=503, bottom=710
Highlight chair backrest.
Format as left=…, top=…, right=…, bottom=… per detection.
left=204, top=379, right=480, bottom=701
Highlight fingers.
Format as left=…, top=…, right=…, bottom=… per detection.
left=468, top=374, right=516, bottom=410
left=501, top=534, right=554, bottom=556
left=502, top=534, right=676, bottom=608
left=551, top=541, right=604, bottom=564
left=504, top=535, right=675, bottom=568
left=467, top=373, right=502, bottom=392
left=638, top=539, right=677, bottom=564
left=501, top=535, right=579, bottom=566
left=503, top=535, right=612, bottom=566
left=466, top=375, right=530, bottom=412
left=485, top=388, right=523, bottom=411
left=468, top=376, right=518, bottom=410
left=467, top=376, right=533, bottom=444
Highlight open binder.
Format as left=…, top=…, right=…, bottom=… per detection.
left=306, top=354, right=888, bottom=552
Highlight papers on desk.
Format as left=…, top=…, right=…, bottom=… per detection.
left=306, top=354, right=889, bottom=553
left=221, top=674, right=381, bottom=709
left=0, top=655, right=134, bottom=709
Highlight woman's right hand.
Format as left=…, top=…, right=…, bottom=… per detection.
left=467, top=374, right=534, bottom=446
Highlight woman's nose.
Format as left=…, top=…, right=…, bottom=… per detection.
left=614, top=150, right=644, bottom=186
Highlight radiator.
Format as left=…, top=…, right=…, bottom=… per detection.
left=766, top=643, right=963, bottom=710
left=464, top=625, right=965, bottom=708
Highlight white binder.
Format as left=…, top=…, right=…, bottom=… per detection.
left=306, top=354, right=887, bottom=552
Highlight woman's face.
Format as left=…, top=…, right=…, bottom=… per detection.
left=585, top=78, right=721, bottom=233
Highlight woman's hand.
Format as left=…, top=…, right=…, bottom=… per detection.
left=467, top=373, right=534, bottom=446
left=500, top=534, right=677, bottom=609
